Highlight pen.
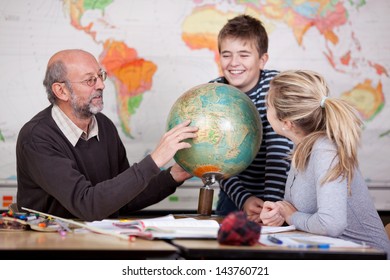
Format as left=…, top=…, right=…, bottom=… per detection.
left=267, top=235, right=283, bottom=245
left=315, top=243, right=330, bottom=249
left=288, top=243, right=330, bottom=249
left=289, top=238, right=330, bottom=249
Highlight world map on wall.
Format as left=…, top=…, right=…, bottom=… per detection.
left=0, top=0, right=389, bottom=186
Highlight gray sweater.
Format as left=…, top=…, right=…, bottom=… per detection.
left=285, top=137, right=390, bottom=258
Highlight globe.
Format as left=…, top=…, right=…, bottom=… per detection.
left=166, top=83, right=262, bottom=182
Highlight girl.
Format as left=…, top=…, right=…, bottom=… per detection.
left=260, top=70, right=390, bottom=258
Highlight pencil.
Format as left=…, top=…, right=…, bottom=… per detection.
left=21, top=207, right=133, bottom=241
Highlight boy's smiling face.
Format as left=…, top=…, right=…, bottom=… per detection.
left=219, top=37, right=268, bottom=93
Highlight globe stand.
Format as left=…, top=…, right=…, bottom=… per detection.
left=197, top=173, right=222, bottom=216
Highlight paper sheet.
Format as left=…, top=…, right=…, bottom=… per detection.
left=261, top=225, right=296, bottom=234
left=260, top=231, right=368, bottom=248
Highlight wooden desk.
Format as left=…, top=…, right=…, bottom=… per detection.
left=0, top=230, right=179, bottom=260
left=1, top=219, right=386, bottom=260
left=171, top=239, right=386, bottom=260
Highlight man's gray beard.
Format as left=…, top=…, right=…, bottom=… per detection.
left=70, top=90, right=103, bottom=119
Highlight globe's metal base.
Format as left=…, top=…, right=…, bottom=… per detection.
left=197, top=172, right=223, bottom=216
left=201, top=172, right=223, bottom=186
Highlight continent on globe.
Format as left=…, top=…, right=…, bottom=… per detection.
left=166, top=83, right=262, bottom=182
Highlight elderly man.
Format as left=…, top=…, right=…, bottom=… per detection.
left=16, top=49, right=197, bottom=221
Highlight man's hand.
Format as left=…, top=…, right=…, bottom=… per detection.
left=151, top=120, right=198, bottom=168
left=242, top=196, right=264, bottom=223
left=170, top=163, right=192, bottom=182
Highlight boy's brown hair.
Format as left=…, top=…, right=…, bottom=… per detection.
left=218, top=14, right=268, bottom=57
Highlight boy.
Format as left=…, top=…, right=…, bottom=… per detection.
left=210, top=15, right=293, bottom=222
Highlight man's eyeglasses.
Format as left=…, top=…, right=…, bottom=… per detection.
left=62, top=70, right=107, bottom=87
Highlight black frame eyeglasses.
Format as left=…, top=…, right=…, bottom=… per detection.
left=61, top=70, right=107, bottom=87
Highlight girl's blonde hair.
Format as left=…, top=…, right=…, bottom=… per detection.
left=267, top=70, right=363, bottom=191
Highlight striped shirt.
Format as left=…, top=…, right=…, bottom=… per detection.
left=210, top=69, right=293, bottom=209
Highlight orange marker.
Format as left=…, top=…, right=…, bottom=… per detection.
left=38, top=222, right=47, bottom=228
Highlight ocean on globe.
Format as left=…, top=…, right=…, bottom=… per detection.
left=166, top=83, right=262, bottom=181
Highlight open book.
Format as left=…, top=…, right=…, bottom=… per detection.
left=86, top=215, right=220, bottom=239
